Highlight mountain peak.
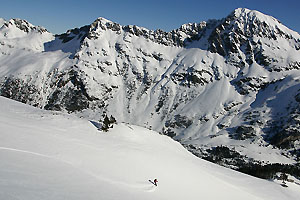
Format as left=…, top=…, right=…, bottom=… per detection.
left=0, top=18, right=49, bottom=38
left=233, top=8, right=256, bottom=16
left=95, top=17, right=114, bottom=24
left=90, top=17, right=121, bottom=32
left=0, top=18, right=53, bottom=52
left=206, top=7, right=300, bottom=57
left=231, top=8, right=281, bottom=25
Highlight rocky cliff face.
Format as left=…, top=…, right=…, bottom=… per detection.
left=1, top=8, right=300, bottom=175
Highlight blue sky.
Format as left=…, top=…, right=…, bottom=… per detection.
left=0, top=0, right=299, bottom=34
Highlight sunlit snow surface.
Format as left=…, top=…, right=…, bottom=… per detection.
left=0, top=96, right=299, bottom=200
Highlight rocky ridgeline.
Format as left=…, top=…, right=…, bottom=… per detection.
left=56, top=16, right=214, bottom=48
left=1, top=18, right=49, bottom=35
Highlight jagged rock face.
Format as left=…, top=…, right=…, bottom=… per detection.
left=1, top=8, right=300, bottom=166
left=206, top=8, right=300, bottom=69
left=0, top=77, right=38, bottom=105
left=267, top=91, right=300, bottom=150
left=55, top=17, right=210, bottom=49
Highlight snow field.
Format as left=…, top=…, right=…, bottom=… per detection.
left=0, top=96, right=300, bottom=199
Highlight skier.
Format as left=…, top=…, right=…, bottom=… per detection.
left=154, top=178, right=158, bottom=186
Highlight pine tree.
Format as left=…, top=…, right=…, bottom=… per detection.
left=101, top=114, right=117, bottom=132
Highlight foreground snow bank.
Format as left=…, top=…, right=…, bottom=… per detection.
left=0, top=96, right=299, bottom=200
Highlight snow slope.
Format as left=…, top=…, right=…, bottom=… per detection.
left=0, top=96, right=300, bottom=200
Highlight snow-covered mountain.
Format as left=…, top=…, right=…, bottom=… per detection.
left=0, top=18, right=53, bottom=51
left=1, top=8, right=300, bottom=177
left=1, top=96, right=300, bottom=200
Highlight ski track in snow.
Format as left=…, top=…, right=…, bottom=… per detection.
left=0, top=146, right=156, bottom=192
left=0, top=147, right=54, bottom=159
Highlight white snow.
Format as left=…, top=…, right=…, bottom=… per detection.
left=0, top=96, right=300, bottom=200
left=0, top=19, right=54, bottom=52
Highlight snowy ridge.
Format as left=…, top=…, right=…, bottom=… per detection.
left=0, top=8, right=300, bottom=176
left=1, top=96, right=300, bottom=200
left=0, top=18, right=54, bottom=52
left=233, top=8, right=300, bottom=38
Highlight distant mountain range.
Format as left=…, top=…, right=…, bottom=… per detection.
left=1, top=8, right=300, bottom=178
